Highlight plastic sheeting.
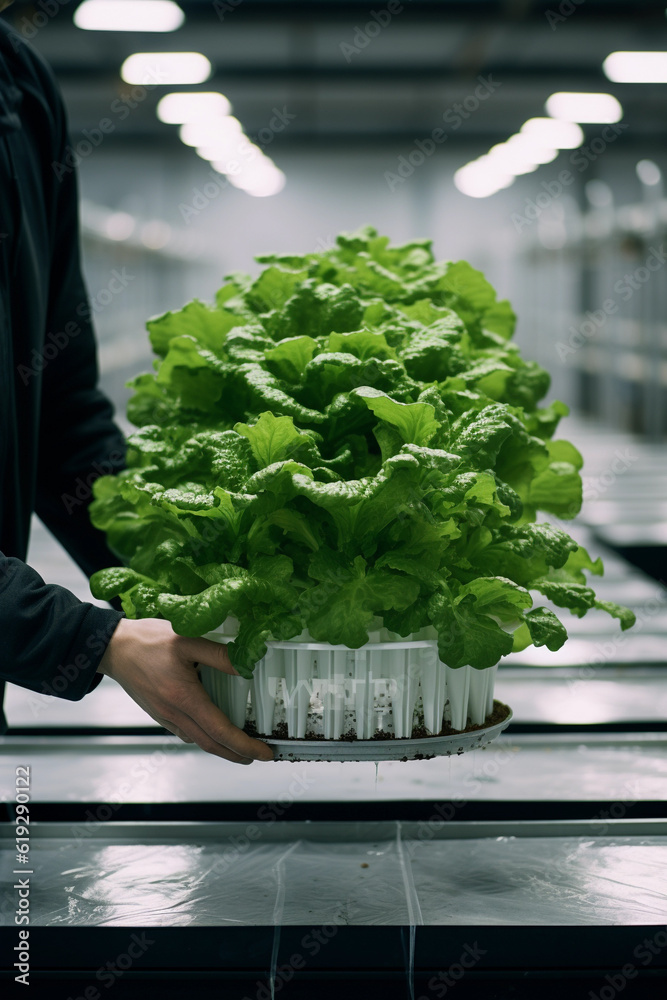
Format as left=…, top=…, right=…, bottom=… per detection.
left=3, top=822, right=667, bottom=927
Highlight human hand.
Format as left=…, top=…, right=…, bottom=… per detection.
left=97, top=618, right=274, bottom=764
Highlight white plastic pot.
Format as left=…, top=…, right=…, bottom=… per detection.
left=198, top=619, right=498, bottom=740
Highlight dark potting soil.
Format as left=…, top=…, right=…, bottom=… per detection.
left=243, top=699, right=511, bottom=743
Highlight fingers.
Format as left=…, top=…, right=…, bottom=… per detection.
left=155, top=713, right=255, bottom=764
left=155, top=719, right=195, bottom=744
left=177, top=682, right=275, bottom=762
left=177, top=635, right=239, bottom=675
left=173, top=639, right=274, bottom=759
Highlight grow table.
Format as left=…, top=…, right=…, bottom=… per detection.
left=3, top=726, right=667, bottom=999
left=1, top=819, right=667, bottom=998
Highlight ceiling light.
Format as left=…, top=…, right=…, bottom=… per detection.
left=505, top=133, right=558, bottom=164
left=157, top=92, right=231, bottom=123
left=121, top=52, right=211, bottom=86
left=216, top=146, right=269, bottom=177
left=211, top=141, right=262, bottom=174
left=180, top=116, right=242, bottom=148
left=521, top=118, right=584, bottom=149
left=75, top=0, right=184, bottom=32
left=487, top=144, right=538, bottom=175
left=229, top=163, right=286, bottom=198
left=453, top=158, right=514, bottom=199
left=199, top=142, right=248, bottom=163
left=636, top=159, right=662, bottom=186
left=603, top=51, right=667, bottom=83
left=227, top=149, right=273, bottom=178
left=509, top=162, right=539, bottom=175
left=545, top=92, right=623, bottom=124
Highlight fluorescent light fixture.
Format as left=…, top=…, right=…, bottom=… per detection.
left=121, top=52, right=211, bottom=86
left=504, top=133, right=558, bottom=165
left=487, top=144, right=538, bottom=175
left=75, top=0, right=184, bottom=32
left=453, top=158, right=513, bottom=198
left=507, top=137, right=559, bottom=165
left=636, top=159, right=662, bottom=186
left=180, top=115, right=242, bottom=148
left=521, top=118, right=584, bottom=149
left=157, top=92, right=231, bottom=123
left=211, top=141, right=262, bottom=174
left=509, top=162, right=538, bottom=176
left=208, top=145, right=255, bottom=173
left=198, top=142, right=247, bottom=162
left=229, top=161, right=286, bottom=198
left=213, top=145, right=267, bottom=175
left=546, top=92, right=623, bottom=124
left=225, top=148, right=271, bottom=177
left=603, top=51, right=667, bottom=83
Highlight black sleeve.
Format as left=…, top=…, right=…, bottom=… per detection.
left=0, top=553, right=122, bottom=701
left=33, top=62, right=127, bottom=579
left=0, top=34, right=126, bottom=720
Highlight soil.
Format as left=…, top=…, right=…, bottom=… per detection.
left=243, top=699, right=511, bottom=743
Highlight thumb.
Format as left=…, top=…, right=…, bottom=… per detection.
left=177, top=635, right=239, bottom=676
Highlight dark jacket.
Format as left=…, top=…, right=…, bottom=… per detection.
left=0, top=19, right=125, bottom=728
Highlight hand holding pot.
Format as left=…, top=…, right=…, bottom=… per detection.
left=97, top=618, right=274, bottom=764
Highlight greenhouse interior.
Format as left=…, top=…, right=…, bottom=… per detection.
left=1, top=0, right=667, bottom=997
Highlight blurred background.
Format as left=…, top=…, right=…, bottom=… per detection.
left=5, top=9, right=667, bottom=970
left=4, top=0, right=667, bottom=738
left=6, top=0, right=667, bottom=435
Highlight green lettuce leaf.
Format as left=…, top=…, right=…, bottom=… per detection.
left=88, top=228, right=634, bottom=674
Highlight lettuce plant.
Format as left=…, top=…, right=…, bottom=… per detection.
left=90, top=227, right=635, bottom=676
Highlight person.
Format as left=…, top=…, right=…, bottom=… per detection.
left=0, top=11, right=272, bottom=765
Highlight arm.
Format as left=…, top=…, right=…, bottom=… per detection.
left=0, top=556, right=273, bottom=762
left=33, top=77, right=126, bottom=579
left=3, top=54, right=271, bottom=763
left=0, top=552, right=121, bottom=702
left=97, top=619, right=274, bottom=763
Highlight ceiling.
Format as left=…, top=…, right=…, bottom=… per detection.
left=5, top=0, right=667, bottom=148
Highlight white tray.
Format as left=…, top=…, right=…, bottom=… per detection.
left=202, top=621, right=500, bottom=741
left=262, top=704, right=512, bottom=761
